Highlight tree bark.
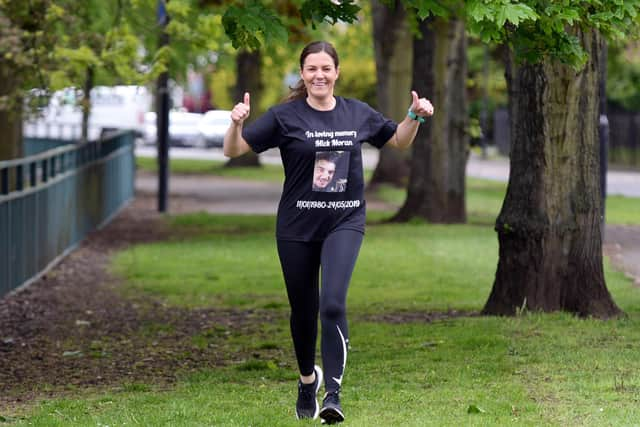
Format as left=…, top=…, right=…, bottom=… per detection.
left=0, top=61, right=22, bottom=162
left=0, top=12, right=23, bottom=162
left=482, top=28, right=622, bottom=318
left=81, top=66, right=94, bottom=143
left=368, top=0, right=412, bottom=188
left=226, top=49, right=262, bottom=168
left=392, top=17, right=468, bottom=223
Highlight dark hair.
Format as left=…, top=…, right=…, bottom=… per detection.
left=285, top=41, right=339, bottom=102
left=315, top=151, right=340, bottom=164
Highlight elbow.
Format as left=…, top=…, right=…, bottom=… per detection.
left=223, top=146, right=238, bottom=158
left=223, top=143, right=246, bottom=158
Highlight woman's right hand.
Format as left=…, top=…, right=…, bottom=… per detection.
left=231, top=92, right=251, bottom=125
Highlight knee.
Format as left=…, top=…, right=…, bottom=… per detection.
left=320, top=301, right=345, bottom=322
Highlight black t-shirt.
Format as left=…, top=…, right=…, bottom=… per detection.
left=243, top=96, right=397, bottom=241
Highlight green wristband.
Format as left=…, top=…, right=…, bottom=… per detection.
left=407, top=108, right=425, bottom=123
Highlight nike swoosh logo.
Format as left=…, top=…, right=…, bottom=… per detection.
left=332, top=325, right=348, bottom=387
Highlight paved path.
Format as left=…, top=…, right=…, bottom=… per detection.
left=136, top=146, right=640, bottom=198
left=134, top=149, right=640, bottom=285
left=463, top=154, right=640, bottom=198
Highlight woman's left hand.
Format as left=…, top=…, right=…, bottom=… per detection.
left=410, top=91, right=434, bottom=117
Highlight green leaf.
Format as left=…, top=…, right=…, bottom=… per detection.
left=466, top=0, right=496, bottom=23
left=467, top=404, right=486, bottom=414
left=498, top=4, right=538, bottom=27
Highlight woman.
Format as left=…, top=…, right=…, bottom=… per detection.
left=223, top=40, right=433, bottom=424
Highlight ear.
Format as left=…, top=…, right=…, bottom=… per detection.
left=335, top=66, right=340, bottom=80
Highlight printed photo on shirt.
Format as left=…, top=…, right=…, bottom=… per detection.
left=312, top=151, right=350, bottom=193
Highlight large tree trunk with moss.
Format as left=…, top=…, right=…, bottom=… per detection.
left=0, top=62, right=22, bottom=161
left=392, top=17, right=468, bottom=223
left=226, top=50, right=262, bottom=168
left=482, top=28, right=621, bottom=318
left=368, top=0, right=413, bottom=188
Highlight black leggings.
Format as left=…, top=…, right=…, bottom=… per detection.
left=277, top=229, right=363, bottom=393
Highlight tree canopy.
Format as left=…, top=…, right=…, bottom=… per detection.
left=464, top=0, right=640, bottom=68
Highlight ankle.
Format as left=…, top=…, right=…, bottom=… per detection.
left=300, top=371, right=316, bottom=385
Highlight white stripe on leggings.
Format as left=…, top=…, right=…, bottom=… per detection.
left=331, top=325, right=347, bottom=386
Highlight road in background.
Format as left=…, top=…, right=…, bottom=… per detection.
left=135, top=145, right=639, bottom=198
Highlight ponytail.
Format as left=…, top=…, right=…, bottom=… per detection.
left=284, top=79, right=307, bottom=103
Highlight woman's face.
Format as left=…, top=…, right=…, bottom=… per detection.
left=300, top=51, right=339, bottom=101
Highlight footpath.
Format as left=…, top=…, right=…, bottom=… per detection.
left=135, top=149, right=640, bottom=286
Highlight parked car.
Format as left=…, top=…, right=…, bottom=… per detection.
left=143, top=110, right=205, bottom=147
left=197, top=109, right=232, bottom=147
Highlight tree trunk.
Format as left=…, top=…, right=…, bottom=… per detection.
left=0, top=60, right=22, bottom=161
left=81, top=66, right=94, bottom=143
left=482, top=28, right=622, bottom=318
left=226, top=49, right=262, bottom=168
left=368, top=0, right=412, bottom=188
left=392, top=17, right=468, bottom=223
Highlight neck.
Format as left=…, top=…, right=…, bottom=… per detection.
left=306, top=95, right=336, bottom=111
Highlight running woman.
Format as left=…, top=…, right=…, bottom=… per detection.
left=223, top=40, right=434, bottom=424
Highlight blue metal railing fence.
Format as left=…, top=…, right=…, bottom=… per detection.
left=0, top=131, right=135, bottom=297
left=23, top=136, right=76, bottom=157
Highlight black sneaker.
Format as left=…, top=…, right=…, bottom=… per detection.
left=295, top=365, right=323, bottom=420
left=319, top=390, right=344, bottom=424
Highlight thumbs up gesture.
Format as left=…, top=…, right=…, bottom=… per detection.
left=231, top=92, right=251, bottom=125
left=409, top=90, right=434, bottom=118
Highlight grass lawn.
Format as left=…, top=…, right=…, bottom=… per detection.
left=5, top=160, right=640, bottom=426
left=135, top=156, right=286, bottom=182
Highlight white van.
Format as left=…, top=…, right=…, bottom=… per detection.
left=24, top=85, right=152, bottom=140
left=89, top=86, right=152, bottom=137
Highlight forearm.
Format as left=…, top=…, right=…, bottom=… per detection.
left=223, top=123, right=251, bottom=157
left=389, top=116, right=421, bottom=149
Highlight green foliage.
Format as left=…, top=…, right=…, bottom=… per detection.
left=0, top=0, right=58, bottom=110
left=463, top=0, right=640, bottom=68
left=467, top=1, right=537, bottom=27
left=299, top=0, right=361, bottom=28
left=222, top=2, right=288, bottom=50
left=44, top=0, right=147, bottom=88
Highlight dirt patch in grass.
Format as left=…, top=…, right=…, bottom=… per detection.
left=0, top=197, right=285, bottom=412
left=359, top=310, right=479, bottom=324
